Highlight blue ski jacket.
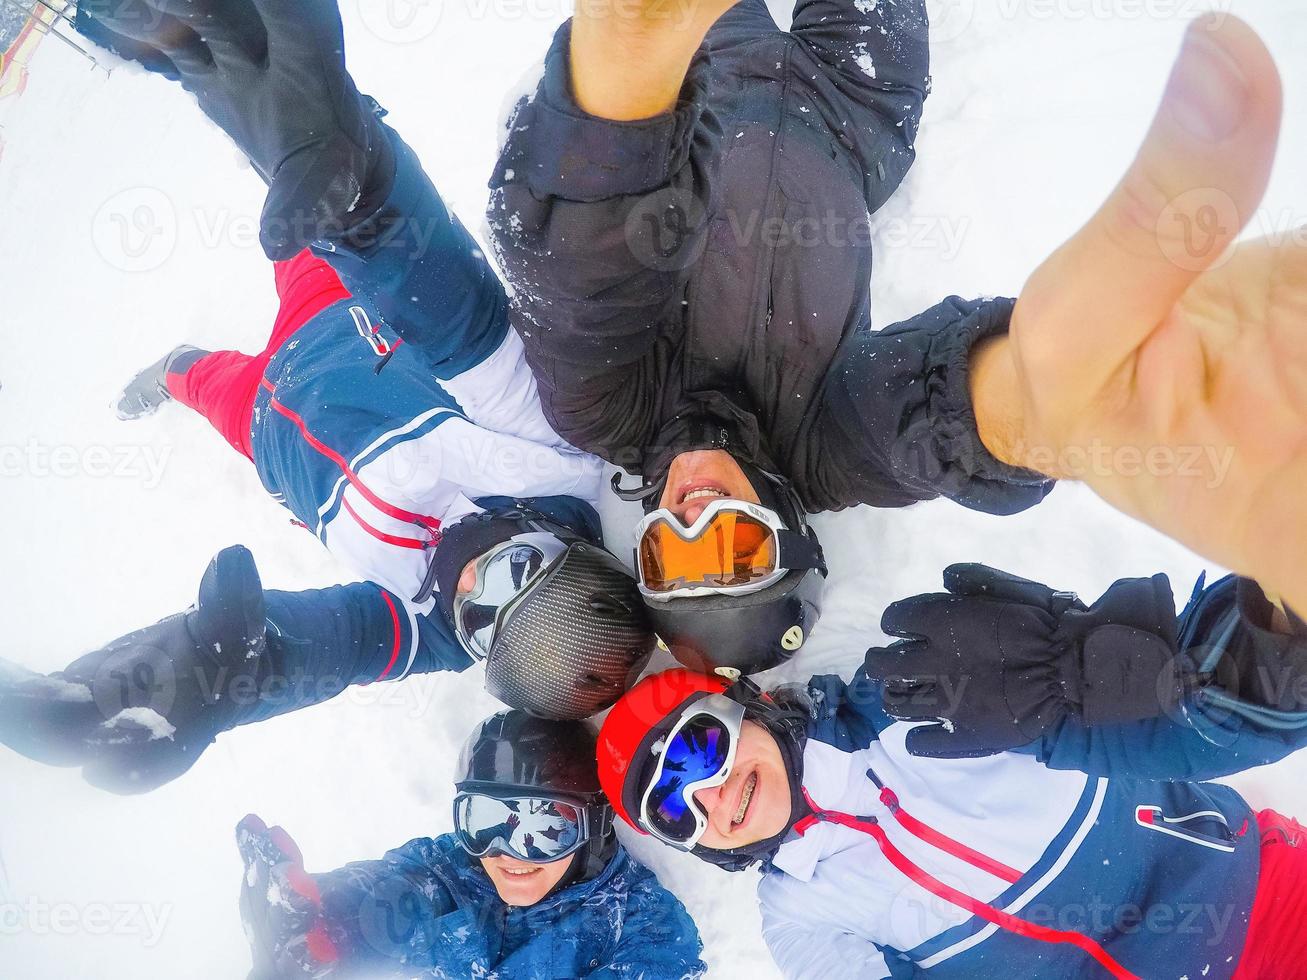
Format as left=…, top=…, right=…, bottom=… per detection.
left=313, top=833, right=706, bottom=979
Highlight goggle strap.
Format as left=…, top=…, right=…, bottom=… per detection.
left=775, top=528, right=826, bottom=574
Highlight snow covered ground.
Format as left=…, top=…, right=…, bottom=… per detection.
left=1, top=1, right=1304, bottom=977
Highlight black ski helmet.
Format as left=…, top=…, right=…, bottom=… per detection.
left=456, top=710, right=616, bottom=884
left=624, top=463, right=826, bottom=677
left=431, top=506, right=656, bottom=721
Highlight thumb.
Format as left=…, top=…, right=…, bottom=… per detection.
left=1023, top=15, right=1281, bottom=379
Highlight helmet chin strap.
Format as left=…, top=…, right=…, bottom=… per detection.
left=611, top=471, right=665, bottom=504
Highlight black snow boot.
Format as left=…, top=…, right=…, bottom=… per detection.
left=114, top=344, right=208, bottom=420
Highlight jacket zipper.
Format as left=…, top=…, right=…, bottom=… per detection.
left=795, top=787, right=1140, bottom=980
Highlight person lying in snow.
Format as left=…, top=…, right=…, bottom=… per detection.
left=487, top=0, right=1307, bottom=677
left=595, top=571, right=1307, bottom=979
left=0, top=1, right=660, bottom=794
left=237, top=711, right=706, bottom=979
left=63, top=2, right=1307, bottom=686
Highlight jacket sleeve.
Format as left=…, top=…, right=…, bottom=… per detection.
left=485, top=22, right=719, bottom=469
left=786, top=0, right=929, bottom=213
left=1026, top=575, right=1307, bottom=782
left=810, top=296, right=1055, bottom=514
left=760, top=890, right=905, bottom=980
left=313, top=129, right=571, bottom=448
left=312, top=128, right=508, bottom=381
left=585, top=874, right=707, bottom=979
left=314, top=838, right=496, bottom=976
left=236, top=583, right=471, bottom=727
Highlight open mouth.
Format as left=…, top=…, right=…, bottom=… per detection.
left=679, top=484, right=729, bottom=506
left=501, top=866, right=542, bottom=878
left=733, top=770, right=758, bottom=828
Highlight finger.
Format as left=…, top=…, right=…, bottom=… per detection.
left=0, top=660, right=100, bottom=766
left=943, top=563, right=1063, bottom=609
left=151, top=0, right=267, bottom=68
left=79, top=0, right=216, bottom=75
left=265, top=827, right=323, bottom=909
left=238, top=814, right=271, bottom=843
left=862, top=638, right=928, bottom=680
left=247, top=0, right=346, bottom=61
left=82, top=721, right=200, bottom=795
left=879, top=596, right=946, bottom=640
left=1025, top=15, right=1281, bottom=380
left=882, top=683, right=950, bottom=722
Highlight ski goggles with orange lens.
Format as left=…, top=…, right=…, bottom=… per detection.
left=635, top=499, right=824, bottom=601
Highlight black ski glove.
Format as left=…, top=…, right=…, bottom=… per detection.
left=75, top=0, right=394, bottom=259
left=0, top=546, right=272, bottom=793
left=237, top=815, right=340, bottom=980
left=863, top=563, right=1195, bottom=758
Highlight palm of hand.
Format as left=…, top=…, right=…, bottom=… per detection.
left=1013, top=237, right=1307, bottom=610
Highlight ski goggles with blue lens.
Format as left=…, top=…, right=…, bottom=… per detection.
left=453, top=532, right=571, bottom=661
left=453, top=792, right=592, bottom=864
left=639, top=693, right=745, bottom=849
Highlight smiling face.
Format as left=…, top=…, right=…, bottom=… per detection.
left=658, top=450, right=761, bottom=527
left=691, top=719, right=793, bottom=849
left=480, top=852, right=576, bottom=907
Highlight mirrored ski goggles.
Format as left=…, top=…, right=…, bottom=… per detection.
left=639, top=693, right=745, bottom=849
left=454, top=792, right=591, bottom=864
left=453, top=533, right=571, bottom=661
left=635, top=499, right=822, bottom=600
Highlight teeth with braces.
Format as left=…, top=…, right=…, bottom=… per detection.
left=733, top=772, right=758, bottom=825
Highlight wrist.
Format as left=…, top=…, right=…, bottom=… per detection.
left=969, top=335, right=1036, bottom=473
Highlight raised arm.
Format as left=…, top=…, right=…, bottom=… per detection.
left=486, top=10, right=725, bottom=469
left=75, top=0, right=539, bottom=426
left=0, top=547, right=470, bottom=794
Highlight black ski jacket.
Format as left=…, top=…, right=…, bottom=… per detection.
left=488, top=0, right=1051, bottom=514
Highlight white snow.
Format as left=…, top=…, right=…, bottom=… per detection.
left=102, top=709, right=178, bottom=743
left=2, top=2, right=1306, bottom=978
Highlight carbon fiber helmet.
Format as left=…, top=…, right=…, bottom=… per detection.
left=433, top=508, right=656, bottom=721
left=623, top=463, right=826, bottom=677
left=457, top=710, right=616, bottom=883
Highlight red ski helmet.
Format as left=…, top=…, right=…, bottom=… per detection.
left=597, top=668, right=733, bottom=834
